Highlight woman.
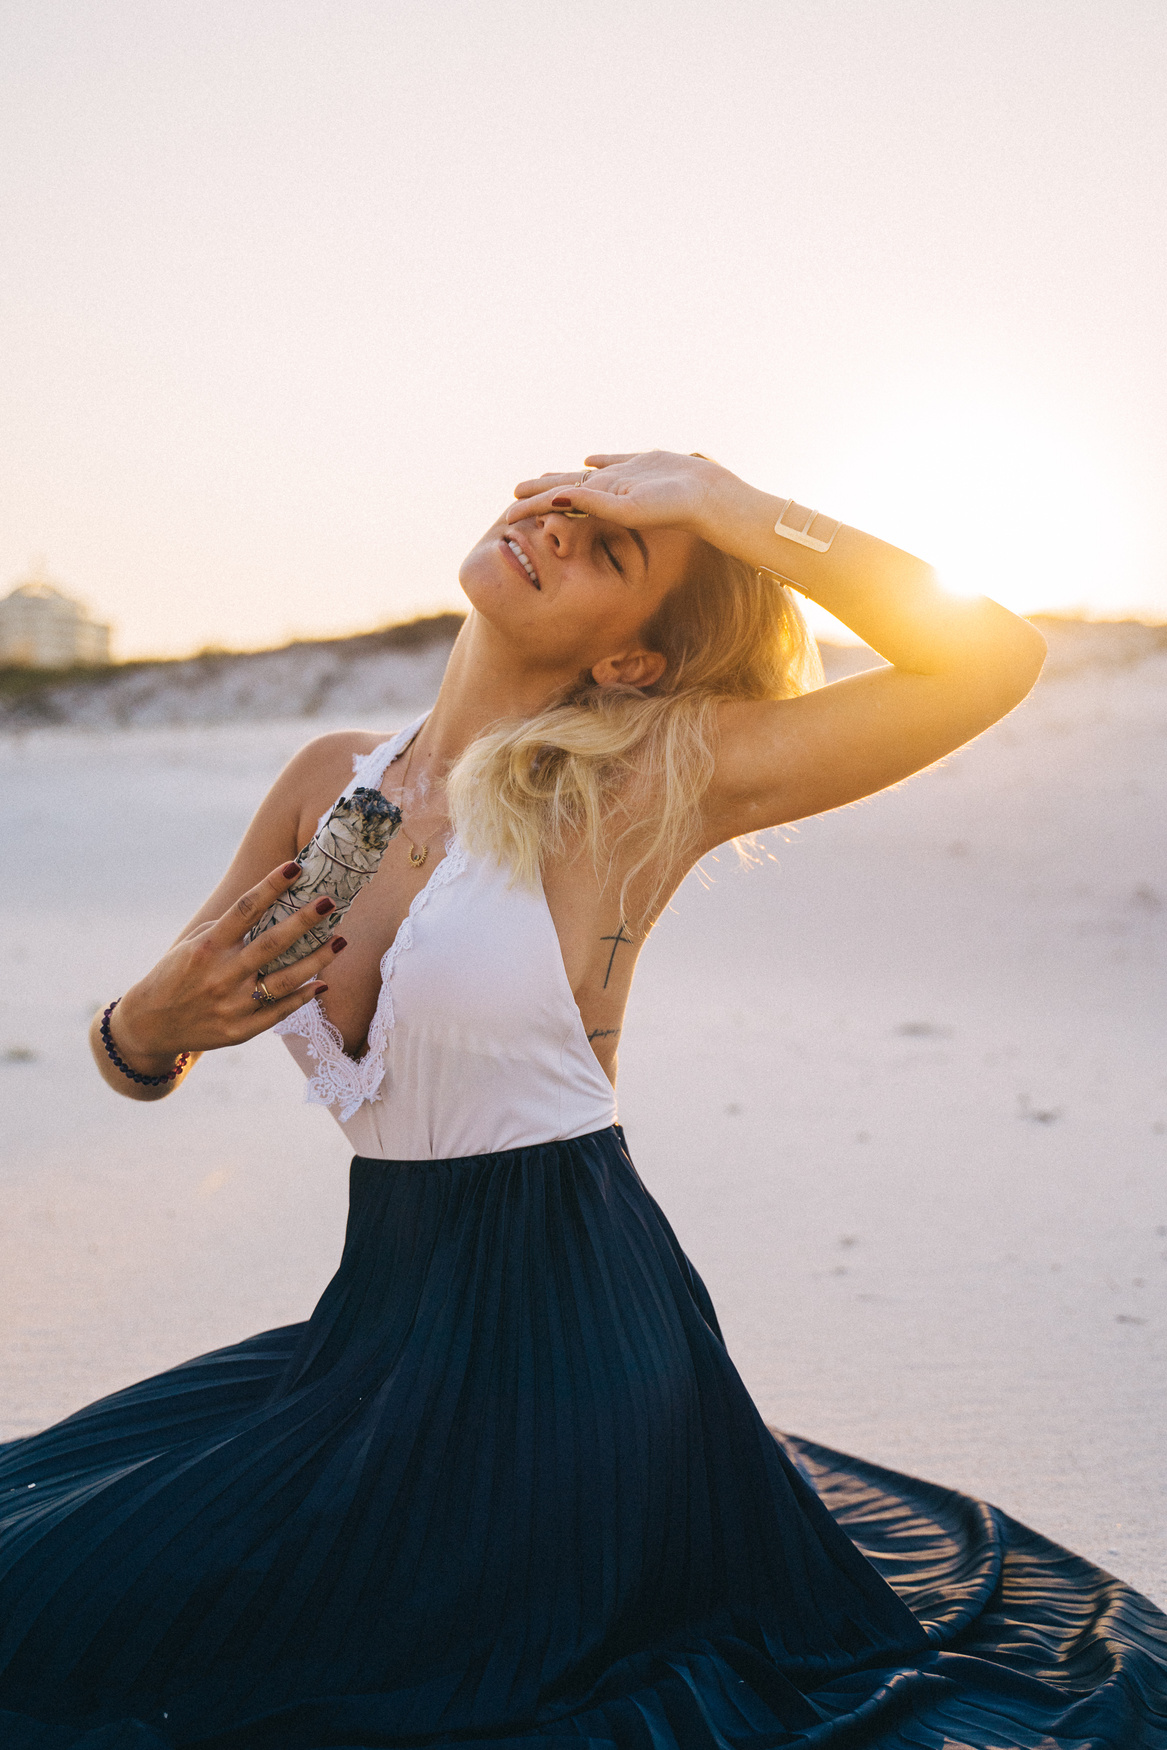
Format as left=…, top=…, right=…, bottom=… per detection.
left=2, top=450, right=1163, bottom=1748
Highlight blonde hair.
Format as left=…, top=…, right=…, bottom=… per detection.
left=446, top=542, right=823, bottom=919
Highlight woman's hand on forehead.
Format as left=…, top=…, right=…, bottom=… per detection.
left=507, top=450, right=735, bottom=537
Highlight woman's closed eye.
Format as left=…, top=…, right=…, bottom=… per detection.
left=600, top=538, right=625, bottom=577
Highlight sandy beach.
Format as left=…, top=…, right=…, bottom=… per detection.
left=1, top=627, right=1164, bottom=1605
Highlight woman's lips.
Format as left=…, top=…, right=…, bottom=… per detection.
left=499, top=536, right=540, bottom=589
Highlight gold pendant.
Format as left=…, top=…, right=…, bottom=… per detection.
left=408, top=841, right=429, bottom=869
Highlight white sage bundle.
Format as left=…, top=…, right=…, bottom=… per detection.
left=246, top=787, right=402, bottom=975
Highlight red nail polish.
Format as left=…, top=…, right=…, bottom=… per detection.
left=314, top=984, right=329, bottom=996
left=282, top=862, right=302, bottom=880
left=330, top=936, right=347, bottom=953
left=315, top=897, right=334, bottom=916
left=551, top=496, right=572, bottom=507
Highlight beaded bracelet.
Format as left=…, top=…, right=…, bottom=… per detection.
left=100, top=999, right=191, bottom=1088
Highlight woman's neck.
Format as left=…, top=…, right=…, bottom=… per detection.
left=419, top=612, right=575, bottom=770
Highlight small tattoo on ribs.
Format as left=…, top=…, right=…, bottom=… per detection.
left=599, top=923, right=634, bottom=989
left=587, top=1027, right=621, bottom=1042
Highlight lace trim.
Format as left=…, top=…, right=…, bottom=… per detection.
left=275, top=837, right=467, bottom=1121
left=275, top=713, right=467, bottom=1123
left=274, top=995, right=386, bottom=1124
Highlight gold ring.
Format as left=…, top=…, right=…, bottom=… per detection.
left=563, top=471, right=591, bottom=518
left=253, top=978, right=276, bottom=1005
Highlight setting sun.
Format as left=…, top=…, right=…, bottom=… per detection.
left=837, top=390, right=1142, bottom=614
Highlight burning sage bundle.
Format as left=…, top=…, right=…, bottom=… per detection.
left=246, top=787, right=403, bottom=974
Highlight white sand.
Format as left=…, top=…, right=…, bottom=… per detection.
left=1, top=639, right=1164, bottom=1603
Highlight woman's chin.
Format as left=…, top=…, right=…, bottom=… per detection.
left=457, top=566, right=496, bottom=617
left=457, top=548, right=490, bottom=605
left=458, top=549, right=529, bottom=620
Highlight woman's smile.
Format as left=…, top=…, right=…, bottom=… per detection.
left=499, top=533, right=541, bottom=589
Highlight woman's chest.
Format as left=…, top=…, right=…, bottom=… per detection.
left=312, top=841, right=643, bottom=1069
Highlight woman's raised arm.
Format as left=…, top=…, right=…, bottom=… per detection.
left=696, top=468, right=1047, bottom=839
left=512, top=451, right=1047, bottom=843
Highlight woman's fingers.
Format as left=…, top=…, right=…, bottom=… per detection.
left=512, top=459, right=639, bottom=500
left=512, top=471, right=587, bottom=499
left=240, top=975, right=331, bottom=1040
left=240, top=890, right=340, bottom=973
left=504, top=485, right=639, bottom=526
left=508, top=453, right=711, bottom=528
left=254, top=934, right=347, bottom=999
left=206, top=861, right=303, bottom=949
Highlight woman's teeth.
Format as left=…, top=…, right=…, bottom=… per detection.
left=507, top=539, right=540, bottom=588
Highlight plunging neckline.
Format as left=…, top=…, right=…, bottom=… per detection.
left=347, top=715, right=596, bottom=1069
left=325, top=717, right=454, bottom=1063
left=275, top=713, right=616, bottom=1120
left=336, top=835, right=455, bottom=1064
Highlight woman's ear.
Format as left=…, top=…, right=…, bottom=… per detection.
left=591, top=648, right=667, bottom=690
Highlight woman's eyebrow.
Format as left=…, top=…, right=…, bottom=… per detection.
left=626, top=528, right=650, bottom=574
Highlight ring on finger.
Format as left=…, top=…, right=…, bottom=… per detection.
left=563, top=470, right=591, bottom=518
left=253, top=978, right=277, bottom=1005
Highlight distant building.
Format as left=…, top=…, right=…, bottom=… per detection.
left=0, top=575, right=112, bottom=667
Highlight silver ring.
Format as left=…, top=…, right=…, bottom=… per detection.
left=577, top=470, right=591, bottom=487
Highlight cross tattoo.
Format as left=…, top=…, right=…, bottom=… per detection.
left=600, top=923, right=634, bottom=989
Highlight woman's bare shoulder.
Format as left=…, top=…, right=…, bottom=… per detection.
left=173, top=727, right=403, bottom=943
left=288, top=726, right=392, bottom=769
left=278, top=728, right=400, bottom=844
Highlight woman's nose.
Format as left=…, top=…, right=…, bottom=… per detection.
left=536, top=510, right=583, bottom=552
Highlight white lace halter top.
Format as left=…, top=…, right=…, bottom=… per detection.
left=275, top=714, right=619, bottom=1161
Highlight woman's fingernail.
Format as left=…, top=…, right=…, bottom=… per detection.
left=330, top=936, right=347, bottom=953
left=551, top=496, right=572, bottom=507
left=315, top=897, right=335, bottom=916
left=282, top=862, right=302, bottom=880
left=314, top=984, right=329, bottom=995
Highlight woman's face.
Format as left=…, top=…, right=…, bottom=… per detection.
left=459, top=504, right=697, bottom=680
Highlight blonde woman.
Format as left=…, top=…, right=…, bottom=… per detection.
left=3, top=451, right=1163, bottom=1748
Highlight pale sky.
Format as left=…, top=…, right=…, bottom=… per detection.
left=2, top=0, right=1165, bottom=658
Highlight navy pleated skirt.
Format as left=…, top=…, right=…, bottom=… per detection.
left=1, top=1125, right=1164, bottom=1748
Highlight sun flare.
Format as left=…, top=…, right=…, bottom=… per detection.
left=837, top=395, right=1142, bottom=617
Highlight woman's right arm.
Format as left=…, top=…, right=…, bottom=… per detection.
left=89, top=731, right=374, bottom=1102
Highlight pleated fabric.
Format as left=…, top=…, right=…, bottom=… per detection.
left=0, top=1125, right=1164, bottom=1749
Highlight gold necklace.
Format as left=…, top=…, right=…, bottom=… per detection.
left=394, top=732, right=429, bottom=869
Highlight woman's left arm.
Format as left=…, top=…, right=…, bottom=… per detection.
left=513, top=452, right=1047, bottom=840
left=695, top=470, right=1047, bottom=840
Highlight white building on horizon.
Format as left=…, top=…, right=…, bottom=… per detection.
left=0, top=574, right=112, bottom=668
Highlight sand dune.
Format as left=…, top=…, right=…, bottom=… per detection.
left=4, top=612, right=1163, bottom=729
left=1, top=621, right=1163, bottom=1603
left=0, top=613, right=463, bottom=731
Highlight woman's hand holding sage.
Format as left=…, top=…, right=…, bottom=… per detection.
left=108, top=861, right=346, bottom=1077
